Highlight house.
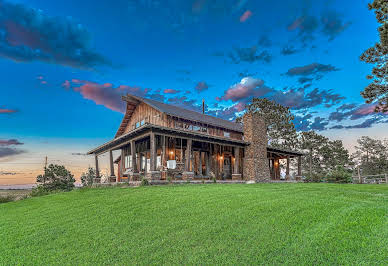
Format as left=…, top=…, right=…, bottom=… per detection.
left=87, top=94, right=303, bottom=182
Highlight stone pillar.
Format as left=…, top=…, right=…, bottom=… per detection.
left=146, top=133, right=161, bottom=180
left=94, top=155, right=101, bottom=183
left=109, top=150, right=116, bottom=182
left=286, top=155, right=290, bottom=180
left=232, top=147, right=242, bottom=180
left=297, top=155, right=302, bottom=180
left=183, top=138, right=194, bottom=180
left=243, top=113, right=270, bottom=181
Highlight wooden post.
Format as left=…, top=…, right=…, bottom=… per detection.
left=121, top=148, right=125, bottom=176
left=205, top=152, right=210, bottom=177
left=286, top=155, right=290, bottom=180
left=95, top=155, right=100, bottom=178
left=150, top=132, right=156, bottom=171
left=234, top=147, right=240, bottom=174
left=131, top=140, right=137, bottom=173
left=109, top=150, right=115, bottom=178
left=297, top=156, right=302, bottom=180
left=198, top=152, right=203, bottom=177
left=185, top=139, right=192, bottom=171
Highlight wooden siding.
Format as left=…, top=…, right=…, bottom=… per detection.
left=122, top=102, right=243, bottom=141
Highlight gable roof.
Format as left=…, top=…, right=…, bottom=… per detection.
left=117, top=94, right=243, bottom=137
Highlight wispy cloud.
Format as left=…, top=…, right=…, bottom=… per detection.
left=0, top=0, right=110, bottom=70
left=240, top=10, right=252, bottom=22
left=0, top=107, right=18, bottom=114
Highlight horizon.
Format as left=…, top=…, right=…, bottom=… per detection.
left=1, top=0, right=387, bottom=185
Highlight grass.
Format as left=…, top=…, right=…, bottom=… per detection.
left=0, top=190, right=30, bottom=203
left=0, top=183, right=387, bottom=265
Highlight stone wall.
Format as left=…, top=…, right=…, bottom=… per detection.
left=243, top=113, right=270, bottom=181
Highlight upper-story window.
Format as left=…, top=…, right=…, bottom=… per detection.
left=175, top=121, right=183, bottom=129
left=223, top=131, right=230, bottom=138
left=140, top=119, right=145, bottom=126
left=135, top=121, right=140, bottom=128
left=193, top=125, right=201, bottom=131
left=201, top=127, right=207, bottom=133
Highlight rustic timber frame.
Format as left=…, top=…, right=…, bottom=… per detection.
left=87, top=94, right=303, bottom=183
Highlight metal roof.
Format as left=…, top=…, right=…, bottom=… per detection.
left=127, top=94, right=244, bottom=133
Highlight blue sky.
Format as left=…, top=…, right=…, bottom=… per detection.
left=0, top=0, right=387, bottom=184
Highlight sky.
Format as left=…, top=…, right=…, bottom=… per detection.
left=1, top=0, right=387, bottom=185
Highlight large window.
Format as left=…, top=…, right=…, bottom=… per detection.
left=125, top=155, right=132, bottom=168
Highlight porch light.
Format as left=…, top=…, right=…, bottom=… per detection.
left=169, top=151, right=174, bottom=155
left=219, top=156, right=223, bottom=160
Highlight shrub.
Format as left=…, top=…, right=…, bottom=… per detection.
left=140, top=178, right=149, bottom=186
left=36, top=164, right=75, bottom=192
left=30, top=186, right=54, bottom=197
left=80, top=167, right=96, bottom=187
left=304, top=172, right=325, bottom=183
left=326, top=166, right=352, bottom=183
left=0, top=195, right=15, bottom=204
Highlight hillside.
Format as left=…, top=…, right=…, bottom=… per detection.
left=1, top=183, right=387, bottom=265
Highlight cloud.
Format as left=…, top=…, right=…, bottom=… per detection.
left=71, top=152, right=87, bottom=156
left=167, top=96, right=200, bottom=112
left=281, top=45, right=298, bottom=55
left=310, top=117, right=329, bottom=131
left=0, top=138, right=25, bottom=158
left=228, top=45, right=272, bottom=64
left=329, top=103, right=388, bottom=122
left=0, top=107, right=18, bottom=114
left=210, top=102, right=246, bottom=121
left=0, top=171, right=17, bottom=175
left=287, top=15, right=319, bottom=43
left=240, top=10, right=252, bottom=22
left=0, top=0, right=110, bottom=70
left=321, top=11, right=351, bottom=41
left=195, top=81, right=209, bottom=92
left=258, top=35, right=272, bottom=47
left=285, top=63, right=339, bottom=77
left=163, top=89, right=180, bottom=94
left=65, top=80, right=150, bottom=113
left=0, top=139, right=23, bottom=146
left=270, top=87, right=344, bottom=110
left=298, top=77, right=314, bottom=84
left=218, top=77, right=270, bottom=102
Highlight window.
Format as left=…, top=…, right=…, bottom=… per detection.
left=193, top=125, right=201, bottom=131
left=184, top=123, right=192, bottom=130
left=135, top=121, right=140, bottom=128
left=140, top=119, right=145, bottom=126
left=224, top=131, right=230, bottom=138
left=175, top=121, right=183, bottom=128
left=125, top=155, right=132, bottom=168
left=201, top=127, right=208, bottom=133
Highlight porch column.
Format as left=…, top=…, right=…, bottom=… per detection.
left=95, top=154, right=100, bottom=180
left=131, top=140, right=137, bottom=172
left=183, top=138, right=193, bottom=180
left=121, top=148, right=125, bottom=176
left=109, top=150, right=116, bottom=182
left=198, top=152, right=203, bottom=177
left=232, top=147, right=242, bottom=180
left=297, top=155, right=302, bottom=180
left=205, top=152, right=210, bottom=177
left=150, top=132, right=156, bottom=171
left=286, top=155, right=290, bottom=180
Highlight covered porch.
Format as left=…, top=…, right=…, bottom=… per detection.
left=88, top=124, right=247, bottom=183
left=267, top=147, right=303, bottom=180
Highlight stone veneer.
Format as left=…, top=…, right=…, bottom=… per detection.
left=243, top=113, right=270, bottom=181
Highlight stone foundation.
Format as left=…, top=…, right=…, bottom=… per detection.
left=146, top=171, right=161, bottom=180
left=182, top=171, right=194, bottom=180
left=232, top=174, right=242, bottom=180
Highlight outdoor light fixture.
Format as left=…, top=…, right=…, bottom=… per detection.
left=170, top=151, right=174, bottom=155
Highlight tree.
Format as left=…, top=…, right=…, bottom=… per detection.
left=80, top=167, right=96, bottom=187
left=352, top=136, right=388, bottom=175
left=238, top=98, right=298, bottom=149
left=36, top=164, right=75, bottom=191
left=359, top=0, right=388, bottom=112
left=298, top=131, right=350, bottom=180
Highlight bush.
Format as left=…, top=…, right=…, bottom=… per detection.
left=326, top=166, right=352, bottom=183
left=0, top=195, right=15, bottom=204
left=304, top=172, right=325, bottom=183
left=30, top=186, right=54, bottom=197
left=36, top=164, right=75, bottom=192
left=140, top=178, right=149, bottom=186
left=80, top=167, right=96, bottom=187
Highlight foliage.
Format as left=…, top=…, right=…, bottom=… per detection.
left=326, top=166, right=353, bottom=183
left=238, top=98, right=298, bottom=149
left=1, top=184, right=387, bottom=264
left=298, top=131, right=350, bottom=177
left=30, top=186, right=54, bottom=197
left=359, top=0, right=388, bottom=112
left=352, top=136, right=388, bottom=175
left=36, top=164, right=75, bottom=192
left=80, top=167, right=96, bottom=187
left=303, top=172, right=325, bottom=183
left=0, top=195, right=15, bottom=204
left=140, top=178, right=149, bottom=186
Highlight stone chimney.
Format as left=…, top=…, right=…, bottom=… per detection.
left=243, top=113, right=270, bottom=181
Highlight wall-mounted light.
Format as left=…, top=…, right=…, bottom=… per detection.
left=274, top=161, right=278, bottom=166
left=169, top=151, right=174, bottom=155
left=219, top=156, right=224, bottom=160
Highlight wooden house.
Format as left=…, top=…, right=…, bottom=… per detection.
left=87, top=94, right=303, bottom=182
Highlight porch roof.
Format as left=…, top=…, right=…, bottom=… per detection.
left=267, top=146, right=305, bottom=158
left=87, top=123, right=249, bottom=155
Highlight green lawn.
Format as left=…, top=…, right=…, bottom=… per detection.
left=1, top=184, right=387, bottom=265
